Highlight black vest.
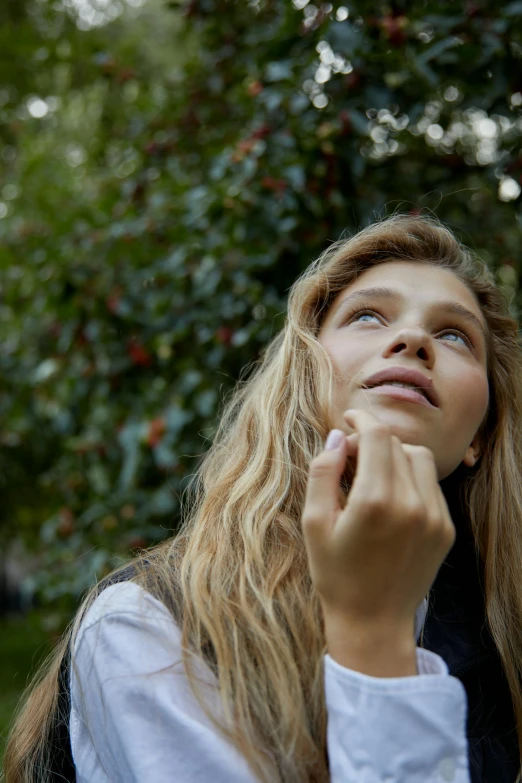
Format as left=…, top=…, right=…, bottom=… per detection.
left=421, top=492, right=520, bottom=783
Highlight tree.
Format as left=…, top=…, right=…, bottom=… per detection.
left=1, top=0, right=521, bottom=611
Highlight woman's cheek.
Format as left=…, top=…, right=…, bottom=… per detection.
left=452, top=369, right=489, bottom=426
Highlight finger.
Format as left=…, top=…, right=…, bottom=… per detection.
left=400, top=445, right=440, bottom=511
left=343, top=407, right=386, bottom=432
left=345, top=433, right=359, bottom=458
left=342, top=409, right=394, bottom=499
left=302, top=430, right=348, bottom=536
left=389, top=436, right=421, bottom=498
left=400, top=445, right=454, bottom=544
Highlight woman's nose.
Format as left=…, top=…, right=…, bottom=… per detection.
left=383, top=327, right=435, bottom=364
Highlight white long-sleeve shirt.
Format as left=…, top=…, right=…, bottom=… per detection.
left=70, top=581, right=470, bottom=782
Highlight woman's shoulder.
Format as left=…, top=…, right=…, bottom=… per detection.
left=82, top=579, right=171, bottom=621
left=71, top=576, right=220, bottom=698
left=69, top=581, right=250, bottom=781
left=73, top=580, right=180, bottom=655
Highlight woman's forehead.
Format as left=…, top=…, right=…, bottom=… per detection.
left=328, top=261, right=483, bottom=318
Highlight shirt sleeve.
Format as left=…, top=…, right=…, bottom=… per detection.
left=71, top=582, right=470, bottom=783
left=324, top=650, right=470, bottom=782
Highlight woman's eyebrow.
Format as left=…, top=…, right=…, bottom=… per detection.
left=333, top=286, right=487, bottom=338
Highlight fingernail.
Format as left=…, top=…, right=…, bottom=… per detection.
left=325, top=429, right=344, bottom=451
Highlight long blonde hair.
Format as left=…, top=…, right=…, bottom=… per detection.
left=4, top=215, right=522, bottom=782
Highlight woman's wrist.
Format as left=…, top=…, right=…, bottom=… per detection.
left=324, top=613, right=418, bottom=677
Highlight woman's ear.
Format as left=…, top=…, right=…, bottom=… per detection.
left=463, top=433, right=481, bottom=467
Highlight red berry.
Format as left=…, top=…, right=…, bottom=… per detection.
left=216, top=326, right=233, bottom=345
left=127, top=339, right=153, bottom=367
left=147, top=417, right=167, bottom=448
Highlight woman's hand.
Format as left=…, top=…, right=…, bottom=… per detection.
left=301, top=408, right=456, bottom=675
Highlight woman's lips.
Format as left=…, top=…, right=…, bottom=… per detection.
left=365, top=384, right=436, bottom=408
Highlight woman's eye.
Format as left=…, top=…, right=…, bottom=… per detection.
left=347, top=310, right=381, bottom=324
left=439, top=330, right=471, bottom=348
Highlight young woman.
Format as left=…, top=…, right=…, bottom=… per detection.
left=4, top=215, right=522, bottom=783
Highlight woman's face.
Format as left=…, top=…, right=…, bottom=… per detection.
left=318, top=261, right=489, bottom=480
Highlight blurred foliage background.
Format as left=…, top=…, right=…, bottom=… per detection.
left=1, top=0, right=522, bottom=630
